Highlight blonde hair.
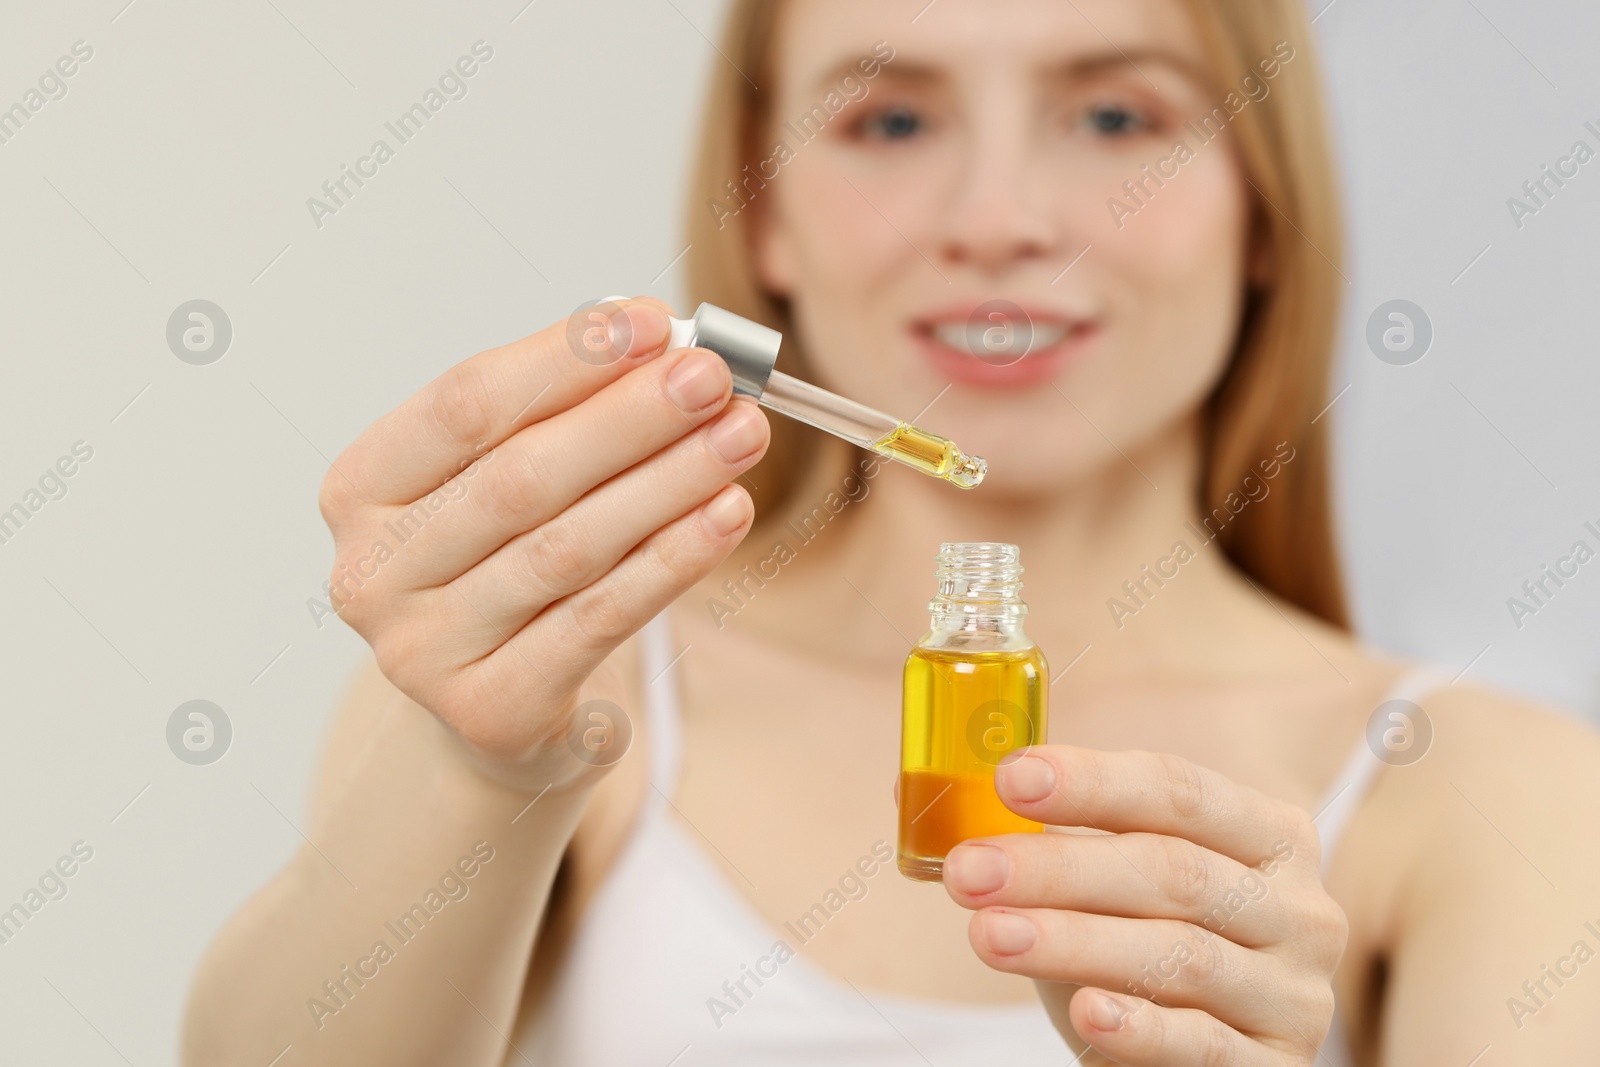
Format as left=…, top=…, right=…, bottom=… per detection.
left=681, top=0, right=1348, bottom=627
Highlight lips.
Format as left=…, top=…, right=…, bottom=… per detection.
left=910, top=303, right=1099, bottom=388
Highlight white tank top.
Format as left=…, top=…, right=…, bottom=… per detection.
left=520, top=610, right=1446, bottom=1065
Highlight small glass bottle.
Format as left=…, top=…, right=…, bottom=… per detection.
left=898, top=542, right=1049, bottom=882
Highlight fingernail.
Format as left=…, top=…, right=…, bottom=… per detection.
left=705, top=403, right=766, bottom=465
left=1086, top=991, right=1130, bottom=1032
left=609, top=303, right=669, bottom=359
left=944, top=843, right=1007, bottom=895
left=997, top=753, right=1054, bottom=803
left=980, top=910, right=1036, bottom=956
left=701, top=484, right=752, bottom=537
left=666, top=349, right=728, bottom=413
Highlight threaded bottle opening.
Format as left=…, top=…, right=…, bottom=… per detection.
left=931, top=542, right=1026, bottom=622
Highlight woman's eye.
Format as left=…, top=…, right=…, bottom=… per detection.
left=859, top=106, right=923, bottom=141
left=1082, top=104, right=1148, bottom=136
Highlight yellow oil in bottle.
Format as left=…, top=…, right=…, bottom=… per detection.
left=898, top=645, right=1048, bottom=881
left=871, top=423, right=987, bottom=489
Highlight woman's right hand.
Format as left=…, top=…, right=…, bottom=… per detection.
left=317, top=296, right=769, bottom=791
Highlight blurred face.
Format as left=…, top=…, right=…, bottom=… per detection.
left=753, top=0, right=1254, bottom=494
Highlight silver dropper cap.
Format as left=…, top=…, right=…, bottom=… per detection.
left=675, top=302, right=781, bottom=398
left=598, top=296, right=779, bottom=398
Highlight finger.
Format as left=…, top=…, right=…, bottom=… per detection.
left=336, top=296, right=676, bottom=505
left=468, top=482, right=754, bottom=692
left=942, top=831, right=1302, bottom=951
left=1066, top=987, right=1284, bottom=1067
left=966, top=906, right=1318, bottom=1037
left=389, top=344, right=738, bottom=586
left=435, top=399, right=768, bottom=650
left=992, top=746, right=1318, bottom=870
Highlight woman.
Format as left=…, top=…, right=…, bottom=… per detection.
left=184, top=0, right=1600, bottom=1063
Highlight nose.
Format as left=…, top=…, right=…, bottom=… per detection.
left=935, top=121, right=1065, bottom=275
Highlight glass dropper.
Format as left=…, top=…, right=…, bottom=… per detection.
left=603, top=297, right=986, bottom=490
left=756, top=370, right=986, bottom=489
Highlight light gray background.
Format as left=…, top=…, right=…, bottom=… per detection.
left=0, top=0, right=1595, bottom=1062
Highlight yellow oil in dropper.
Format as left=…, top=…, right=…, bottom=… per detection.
left=869, top=423, right=987, bottom=489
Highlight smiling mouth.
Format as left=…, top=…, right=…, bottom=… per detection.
left=914, top=317, right=1097, bottom=364
left=926, top=320, right=1074, bottom=360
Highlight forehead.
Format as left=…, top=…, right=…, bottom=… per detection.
left=773, top=0, right=1212, bottom=92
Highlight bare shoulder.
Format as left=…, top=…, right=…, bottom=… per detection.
left=1369, top=680, right=1600, bottom=884
left=1334, top=676, right=1600, bottom=951
left=1428, top=677, right=1599, bottom=754
left=1343, top=681, right=1600, bottom=1058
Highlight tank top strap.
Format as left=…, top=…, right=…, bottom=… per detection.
left=1313, top=665, right=1454, bottom=877
left=637, top=608, right=687, bottom=803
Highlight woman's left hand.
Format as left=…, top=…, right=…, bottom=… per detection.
left=942, top=745, right=1349, bottom=1065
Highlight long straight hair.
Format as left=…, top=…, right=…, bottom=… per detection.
left=679, top=0, right=1349, bottom=628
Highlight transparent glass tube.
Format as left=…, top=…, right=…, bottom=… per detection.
left=759, top=371, right=987, bottom=489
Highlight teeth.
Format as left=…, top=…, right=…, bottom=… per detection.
left=931, top=321, right=1068, bottom=358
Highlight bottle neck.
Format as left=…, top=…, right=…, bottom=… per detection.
left=925, top=543, right=1031, bottom=643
